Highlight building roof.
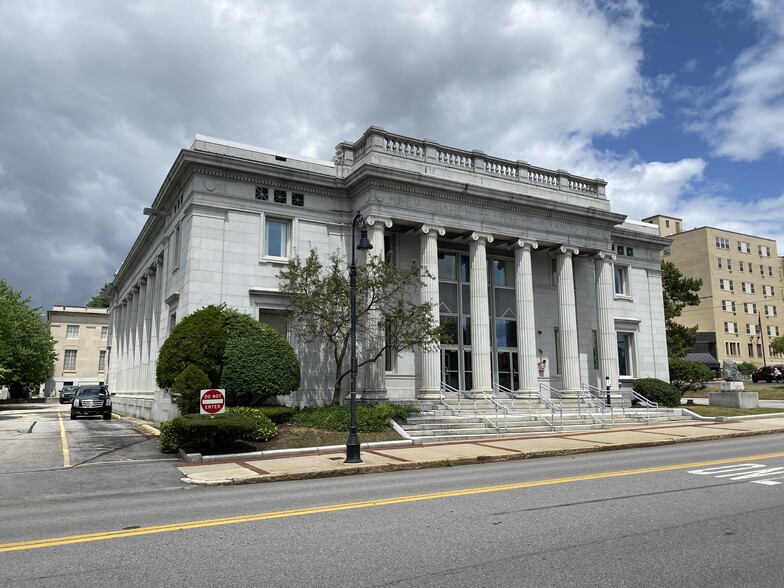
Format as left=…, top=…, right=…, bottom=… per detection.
left=684, top=352, right=720, bottom=368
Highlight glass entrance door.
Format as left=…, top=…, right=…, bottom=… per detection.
left=495, top=350, right=519, bottom=391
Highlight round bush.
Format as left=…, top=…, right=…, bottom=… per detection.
left=668, top=358, right=715, bottom=392
left=226, top=406, right=278, bottom=441
left=632, top=378, right=682, bottom=407
left=171, top=364, right=212, bottom=415
left=156, top=305, right=227, bottom=389
left=220, top=311, right=300, bottom=406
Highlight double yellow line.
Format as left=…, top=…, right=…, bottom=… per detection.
left=4, top=450, right=784, bottom=553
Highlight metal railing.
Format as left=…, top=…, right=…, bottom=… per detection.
left=440, top=382, right=508, bottom=434
left=620, top=389, right=659, bottom=424
left=579, top=383, right=612, bottom=428
left=494, top=383, right=563, bottom=431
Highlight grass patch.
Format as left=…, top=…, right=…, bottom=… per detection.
left=246, top=424, right=403, bottom=451
left=684, top=383, right=784, bottom=400
left=684, top=405, right=784, bottom=418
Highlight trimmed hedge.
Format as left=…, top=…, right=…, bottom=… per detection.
left=225, top=406, right=278, bottom=441
left=159, top=413, right=257, bottom=454
left=291, top=404, right=418, bottom=433
left=632, top=378, right=681, bottom=407
left=256, top=406, right=298, bottom=424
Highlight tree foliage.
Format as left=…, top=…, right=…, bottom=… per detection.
left=279, top=249, right=442, bottom=405
left=632, top=378, right=682, bottom=407
left=661, top=261, right=703, bottom=358
left=0, top=280, right=57, bottom=391
left=770, top=336, right=784, bottom=357
left=668, top=358, right=715, bottom=392
left=85, top=283, right=111, bottom=308
left=170, top=364, right=212, bottom=415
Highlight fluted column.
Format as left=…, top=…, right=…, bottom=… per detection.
left=557, top=246, right=581, bottom=396
left=595, top=251, right=620, bottom=401
left=514, top=239, right=539, bottom=397
left=362, top=216, right=392, bottom=402
left=469, top=232, right=493, bottom=395
left=418, top=224, right=445, bottom=399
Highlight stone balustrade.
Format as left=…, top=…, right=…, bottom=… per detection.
left=335, top=126, right=606, bottom=198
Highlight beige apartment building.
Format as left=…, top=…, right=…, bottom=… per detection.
left=644, top=215, right=784, bottom=367
left=44, top=306, right=110, bottom=396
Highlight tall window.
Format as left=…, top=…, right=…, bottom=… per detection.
left=63, top=350, right=77, bottom=371
left=265, top=218, right=290, bottom=258
left=98, top=350, right=106, bottom=372
left=101, top=326, right=108, bottom=340
left=66, top=325, right=79, bottom=339
left=173, top=222, right=182, bottom=269
left=717, top=257, right=723, bottom=269
left=617, top=333, right=634, bottom=377
left=614, top=265, right=630, bottom=296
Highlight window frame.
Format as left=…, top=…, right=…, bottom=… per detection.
left=63, top=349, right=77, bottom=371
left=261, top=213, right=296, bottom=262
left=66, top=325, right=79, bottom=339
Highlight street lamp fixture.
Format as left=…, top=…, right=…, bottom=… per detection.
left=345, top=213, right=373, bottom=463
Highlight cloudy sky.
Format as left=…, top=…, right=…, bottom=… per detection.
left=2, top=0, right=783, bottom=313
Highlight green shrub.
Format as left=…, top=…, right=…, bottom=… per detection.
left=170, top=364, right=212, bottom=415
left=291, top=404, right=418, bottom=432
left=158, top=420, right=184, bottom=453
left=632, top=378, right=682, bottom=407
left=257, top=406, right=298, bottom=424
left=220, top=311, right=300, bottom=406
left=669, top=358, right=715, bottom=392
left=736, top=361, right=757, bottom=376
left=156, top=305, right=228, bottom=389
left=226, top=406, right=278, bottom=441
left=164, top=413, right=258, bottom=454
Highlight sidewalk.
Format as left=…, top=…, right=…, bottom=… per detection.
left=149, top=411, right=784, bottom=486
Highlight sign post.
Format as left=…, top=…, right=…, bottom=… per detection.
left=200, top=388, right=226, bottom=415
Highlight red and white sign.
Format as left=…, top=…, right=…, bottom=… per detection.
left=200, top=388, right=226, bottom=415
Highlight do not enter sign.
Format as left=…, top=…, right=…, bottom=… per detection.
left=200, top=389, right=226, bottom=415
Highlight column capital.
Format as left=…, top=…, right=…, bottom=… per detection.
left=366, top=216, right=393, bottom=229
left=514, top=238, right=539, bottom=251
left=420, top=224, right=445, bottom=236
left=594, top=250, right=617, bottom=261
left=557, top=245, right=580, bottom=256
left=469, top=231, right=494, bottom=244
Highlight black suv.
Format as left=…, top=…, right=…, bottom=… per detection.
left=751, top=365, right=784, bottom=383
left=70, top=386, right=113, bottom=420
left=59, top=386, right=78, bottom=404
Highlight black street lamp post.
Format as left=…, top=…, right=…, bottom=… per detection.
left=345, top=213, right=373, bottom=463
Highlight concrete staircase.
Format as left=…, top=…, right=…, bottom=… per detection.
left=394, top=398, right=693, bottom=442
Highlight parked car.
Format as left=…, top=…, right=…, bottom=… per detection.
left=59, top=386, right=78, bottom=404
left=70, top=386, right=112, bottom=420
left=750, top=365, right=784, bottom=383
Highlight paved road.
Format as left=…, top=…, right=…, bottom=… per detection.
left=2, top=423, right=784, bottom=587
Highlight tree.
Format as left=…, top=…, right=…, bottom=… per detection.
left=85, top=283, right=111, bottom=308
left=770, top=336, right=784, bottom=357
left=279, top=249, right=442, bottom=405
left=668, top=358, right=715, bottom=393
left=661, top=261, right=703, bottom=358
left=0, top=280, right=57, bottom=394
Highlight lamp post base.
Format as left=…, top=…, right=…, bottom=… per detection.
left=345, top=427, right=362, bottom=463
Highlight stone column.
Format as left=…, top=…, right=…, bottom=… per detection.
left=362, top=216, right=392, bottom=402
left=469, top=232, right=493, bottom=395
left=557, top=246, right=581, bottom=396
left=595, top=251, right=620, bottom=401
left=514, top=239, right=539, bottom=397
left=418, top=224, right=445, bottom=399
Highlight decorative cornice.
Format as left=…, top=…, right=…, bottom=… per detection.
left=193, top=167, right=343, bottom=199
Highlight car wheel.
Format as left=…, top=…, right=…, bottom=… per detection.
left=70, top=414, right=76, bottom=420
left=103, top=413, right=111, bottom=420
left=752, top=377, right=758, bottom=383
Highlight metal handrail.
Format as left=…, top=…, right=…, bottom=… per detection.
left=440, top=382, right=507, bottom=434
left=538, top=384, right=566, bottom=431
left=495, top=383, right=562, bottom=431
left=440, top=381, right=464, bottom=413
left=621, top=389, right=660, bottom=424
left=579, top=383, right=612, bottom=427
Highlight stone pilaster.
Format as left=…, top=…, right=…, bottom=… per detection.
left=469, top=232, right=493, bottom=395
left=514, top=239, right=539, bottom=397
left=556, top=246, right=581, bottom=396
left=595, top=251, right=621, bottom=401
left=418, top=224, right=445, bottom=399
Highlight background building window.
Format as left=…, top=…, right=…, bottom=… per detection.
left=98, top=350, right=106, bottom=372
left=101, top=326, right=108, bottom=340
left=66, top=325, right=79, bottom=339
left=258, top=310, right=288, bottom=338
left=617, top=333, right=634, bottom=377
left=63, top=349, right=77, bottom=371
left=614, top=265, right=629, bottom=296
left=265, top=218, right=289, bottom=258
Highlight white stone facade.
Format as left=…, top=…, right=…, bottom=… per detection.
left=108, top=127, right=670, bottom=422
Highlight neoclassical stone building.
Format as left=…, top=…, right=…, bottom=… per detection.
left=108, top=126, right=670, bottom=422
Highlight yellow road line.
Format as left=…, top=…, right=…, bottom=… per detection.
left=57, top=411, right=70, bottom=468
left=3, top=449, right=784, bottom=553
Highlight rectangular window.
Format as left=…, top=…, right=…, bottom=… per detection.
left=438, top=253, right=457, bottom=281
left=98, top=350, right=106, bottom=372
left=173, top=222, right=182, bottom=269
left=101, top=326, right=108, bottom=340
left=265, top=218, right=289, bottom=258
left=765, top=305, right=777, bottom=317
left=758, top=245, right=772, bottom=257
left=63, top=349, right=77, bottom=371
left=725, top=342, right=740, bottom=356
left=720, top=279, right=734, bottom=292
left=721, top=300, right=736, bottom=312
left=66, top=325, right=79, bottom=339
left=746, top=323, right=756, bottom=335
left=492, top=259, right=513, bottom=287
left=169, top=313, right=177, bottom=335
left=258, top=310, right=288, bottom=338
left=748, top=343, right=755, bottom=357
left=742, top=282, right=755, bottom=294
left=617, top=333, right=634, bottom=377
left=739, top=261, right=745, bottom=272
left=291, top=193, right=305, bottom=207
left=255, top=186, right=269, bottom=201
left=738, top=241, right=751, bottom=253
left=715, top=237, right=730, bottom=249
left=551, top=258, right=558, bottom=287
left=724, top=322, right=738, bottom=334
left=384, top=320, right=395, bottom=372
left=727, top=259, right=732, bottom=271
left=384, top=234, right=397, bottom=266
left=763, top=285, right=775, bottom=296
left=745, top=302, right=757, bottom=314
left=717, top=257, right=723, bottom=269
left=769, top=265, right=774, bottom=276
left=273, top=189, right=287, bottom=204
left=614, top=265, right=630, bottom=296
